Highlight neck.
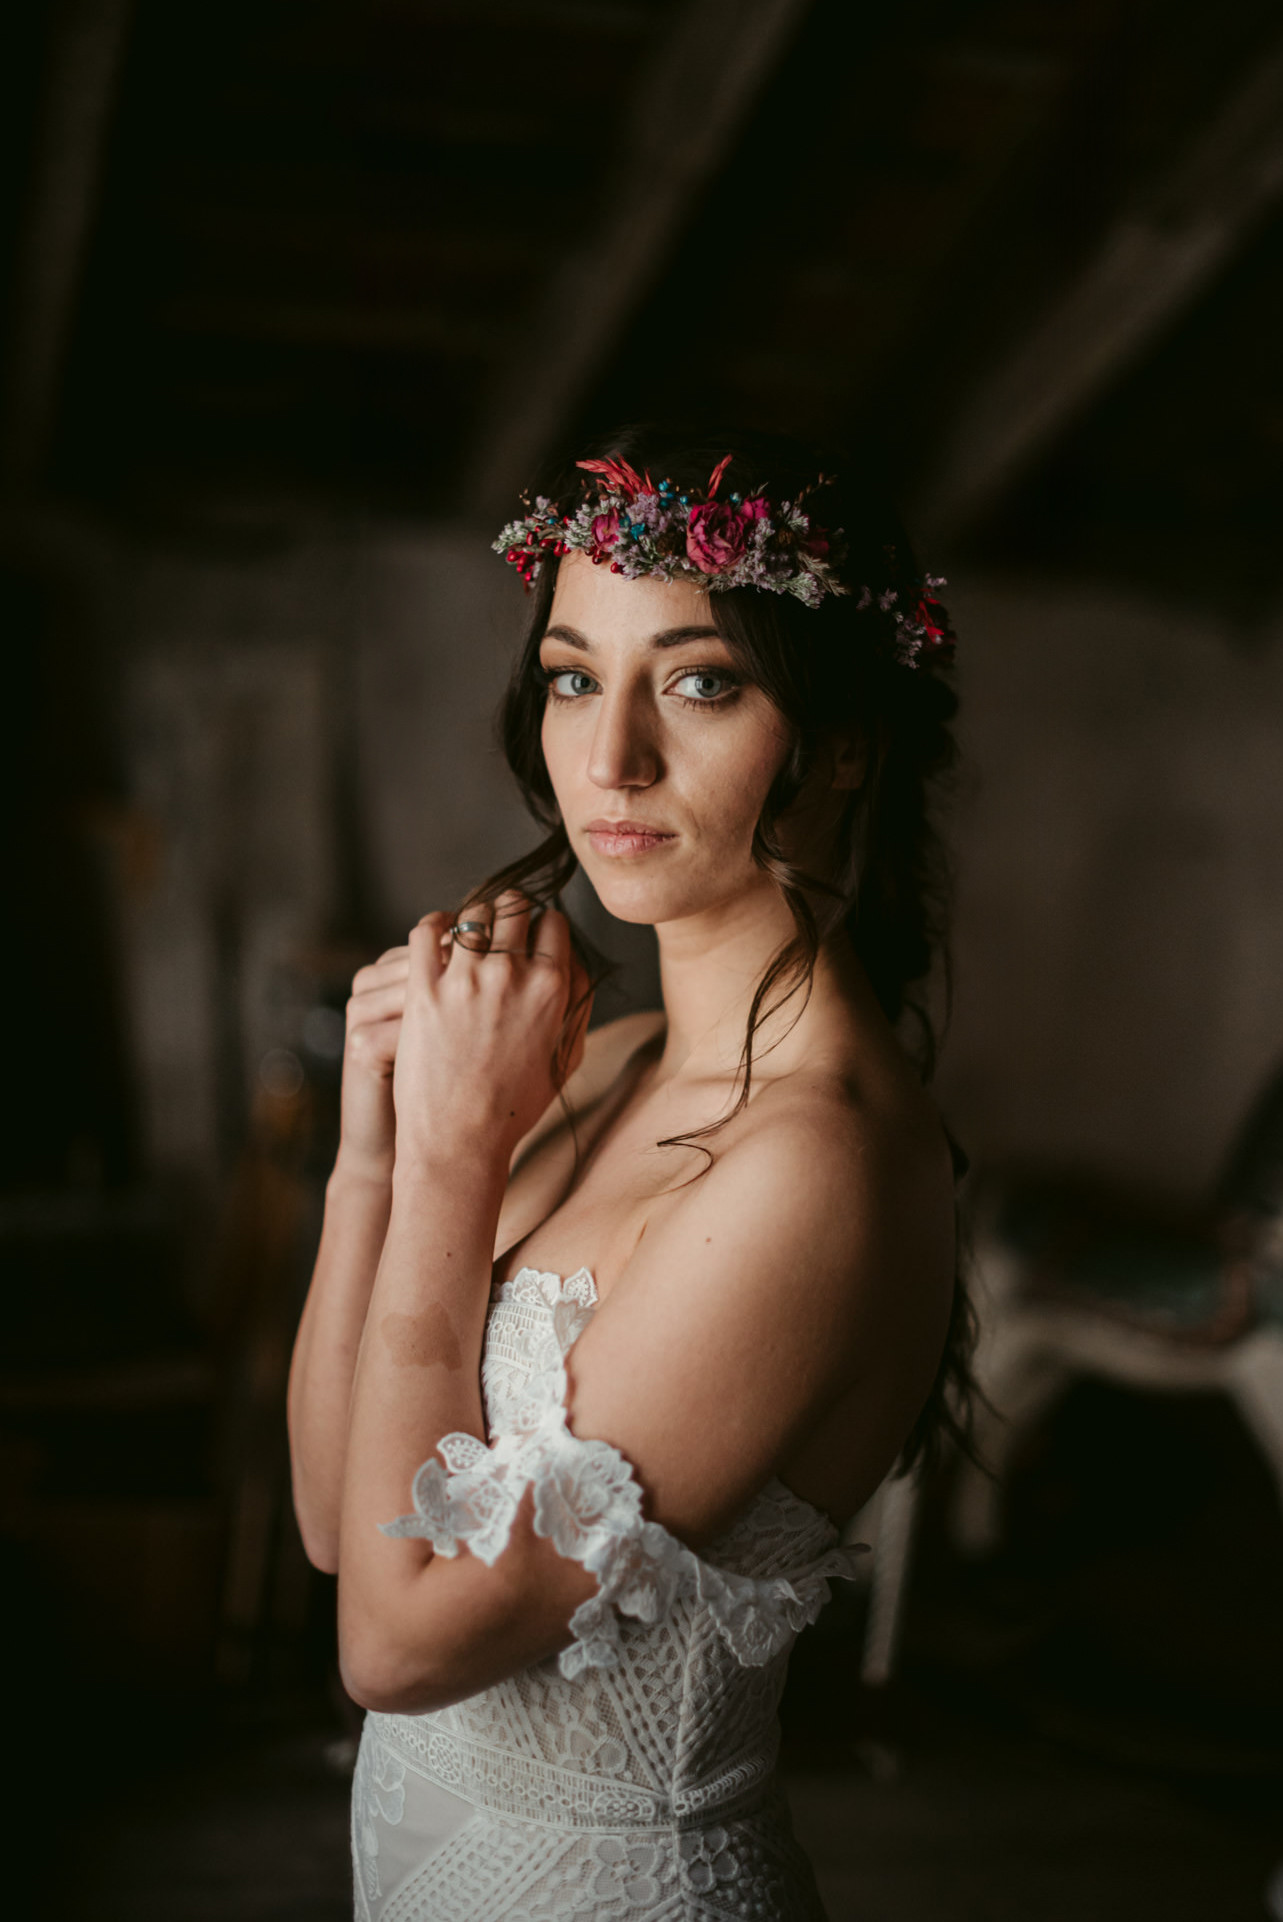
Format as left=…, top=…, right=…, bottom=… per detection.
left=652, top=874, right=847, bottom=1086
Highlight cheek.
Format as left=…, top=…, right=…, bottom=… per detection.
left=693, top=713, right=790, bottom=842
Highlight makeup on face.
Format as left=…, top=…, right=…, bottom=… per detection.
left=537, top=554, right=791, bottom=922
left=582, top=819, right=678, bottom=859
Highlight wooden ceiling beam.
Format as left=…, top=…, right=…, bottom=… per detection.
left=461, top=0, right=814, bottom=520
left=914, top=33, right=1283, bottom=542
left=1, top=0, right=135, bottom=491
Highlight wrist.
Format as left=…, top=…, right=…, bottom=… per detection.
left=330, top=1145, right=395, bottom=1194
left=391, top=1129, right=512, bottom=1198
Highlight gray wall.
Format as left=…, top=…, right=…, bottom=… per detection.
left=98, top=525, right=1283, bottom=1206
left=940, top=579, right=1283, bottom=1202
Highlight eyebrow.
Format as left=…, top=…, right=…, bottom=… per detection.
left=539, top=622, right=724, bottom=652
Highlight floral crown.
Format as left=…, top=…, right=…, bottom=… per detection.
left=493, top=453, right=956, bottom=667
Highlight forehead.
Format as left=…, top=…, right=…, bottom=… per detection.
left=544, top=549, right=717, bottom=643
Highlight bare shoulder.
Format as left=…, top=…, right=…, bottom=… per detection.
left=719, top=1067, right=951, bottom=1238
left=646, top=1062, right=955, bottom=1340
left=569, top=1062, right=956, bottom=1536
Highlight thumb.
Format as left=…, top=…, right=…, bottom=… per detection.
left=408, top=910, right=453, bottom=988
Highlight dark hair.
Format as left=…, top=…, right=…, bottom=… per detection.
left=473, top=422, right=973, bottom=1473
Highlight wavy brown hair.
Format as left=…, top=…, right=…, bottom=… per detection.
left=470, top=423, right=973, bottom=1473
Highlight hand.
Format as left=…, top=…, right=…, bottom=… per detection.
left=392, top=892, right=592, bottom=1169
left=337, top=942, right=418, bottom=1179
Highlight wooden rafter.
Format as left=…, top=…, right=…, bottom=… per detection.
left=914, top=34, right=1283, bottom=541
left=462, top=0, right=814, bottom=519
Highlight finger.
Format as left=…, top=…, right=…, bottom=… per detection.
left=345, top=1015, right=401, bottom=1067
left=449, top=897, right=494, bottom=958
left=531, top=905, right=570, bottom=971
left=491, top=888, right=532, bottom=959
left=409, top=910, right=454, bottom=984
left=345, top=983, right=406, bottom=1026
left=377, top=944, right=409, bottom=966
left=568, top=945, right=591, bottom=1003
left=352, top=955, right=410, bottom=996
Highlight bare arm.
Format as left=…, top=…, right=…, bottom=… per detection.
left=336, top=895, right=592, bottom=1701
left=287, top=941, right=409, bottom=1571
left=287, top=918, right=636, bottom=1571
left=338, top=1084, right=954, bottom=1714
left=287, top=1160, right=392, bottom=1572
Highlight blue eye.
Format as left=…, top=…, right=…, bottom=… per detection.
left=672, top=670, right=733, bottom=702
left=547, top=668, right=598, bottom=699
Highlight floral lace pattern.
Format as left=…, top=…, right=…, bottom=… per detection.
left=357, top=1265, right=865, bottom=1919
left=382, top=1267, right=862, bottom=1679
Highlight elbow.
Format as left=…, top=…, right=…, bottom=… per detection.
left=290, top=1479, right=340, bottom=1574
left=287, top=1452, right=340, bottom=1573
left=338, top=1655, right=414, bottom=1716
left=338, top=1569, right=449, bottom=1714
left=338, top=1623, right=447, bottom=1715
left=298, top=1521, right=340, bottom=1577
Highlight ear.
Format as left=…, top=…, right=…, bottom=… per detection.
left=829, top=734, right=867, bottom=792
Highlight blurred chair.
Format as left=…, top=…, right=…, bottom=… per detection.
left=953, top=1064, right=1283, bottom=1555
left=848, top=1465, right=923, bottom=1688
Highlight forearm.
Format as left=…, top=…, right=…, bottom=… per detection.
left=287, top=1156, right=392, bottom=1570
left=336, top=1142, right=510, bottom=1667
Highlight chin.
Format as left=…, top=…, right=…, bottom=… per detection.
left=579, top=857, right=731, bottom=927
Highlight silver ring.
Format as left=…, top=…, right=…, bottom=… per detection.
left=451, top=919, right=490, bottom=938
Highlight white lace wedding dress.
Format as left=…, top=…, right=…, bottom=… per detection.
left=352, top=1265, right=865, bottom=1920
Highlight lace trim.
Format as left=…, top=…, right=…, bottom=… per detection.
left=381, top=1267, right=865, bottom=1678
left=374, top=1716, right=776, bottom=1832
left=373, top=1717, right=777, bottom=1833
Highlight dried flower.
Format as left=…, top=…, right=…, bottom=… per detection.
left=492, top=450, right=864, bottom=618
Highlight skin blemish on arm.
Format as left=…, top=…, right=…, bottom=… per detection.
left=381, top=1303, right=464, bottom=1371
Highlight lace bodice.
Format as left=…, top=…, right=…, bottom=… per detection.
left=351, top=1266, right=865, bottom=1920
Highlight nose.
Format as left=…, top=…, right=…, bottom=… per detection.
left=586, top=680, right=661, bottom=792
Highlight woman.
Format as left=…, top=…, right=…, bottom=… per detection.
left=288, top=426, right=968, bottom=1920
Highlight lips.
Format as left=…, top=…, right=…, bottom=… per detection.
left=583, top=818, right=676, bottom=857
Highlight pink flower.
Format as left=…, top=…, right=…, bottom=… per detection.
left=590, top=510, right=619, bottom=554
left=739, top=496, right=770, bottom=523
left=686, top=501, right=750, bottom=574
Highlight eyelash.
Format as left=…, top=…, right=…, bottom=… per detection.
left=538, top=665, right=743, bottom=711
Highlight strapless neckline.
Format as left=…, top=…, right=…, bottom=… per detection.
left=488, top=1261, right=847, bottom=1539
left=491, top=1261, right=598, bottom=1302
left=362, top=1256, right=865, bottom=1920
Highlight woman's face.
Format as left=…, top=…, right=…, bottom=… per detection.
left=538, top=551, right=792, bottom=927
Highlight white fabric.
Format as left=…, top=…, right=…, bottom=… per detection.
left=353, top=1265, right=866, bottom=1920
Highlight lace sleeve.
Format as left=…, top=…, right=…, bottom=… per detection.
left=380, top=1405, right=863, bottom=1681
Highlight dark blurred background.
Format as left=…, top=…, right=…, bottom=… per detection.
left=3, top=3, right=1283, bottom=1917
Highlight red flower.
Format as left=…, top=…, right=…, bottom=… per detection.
left=914, top=595, right=955, bottom=651
left=686, top=500, right=750, bottom=573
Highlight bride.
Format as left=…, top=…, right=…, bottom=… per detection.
left=288, top=426, right=969, bottom=1920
